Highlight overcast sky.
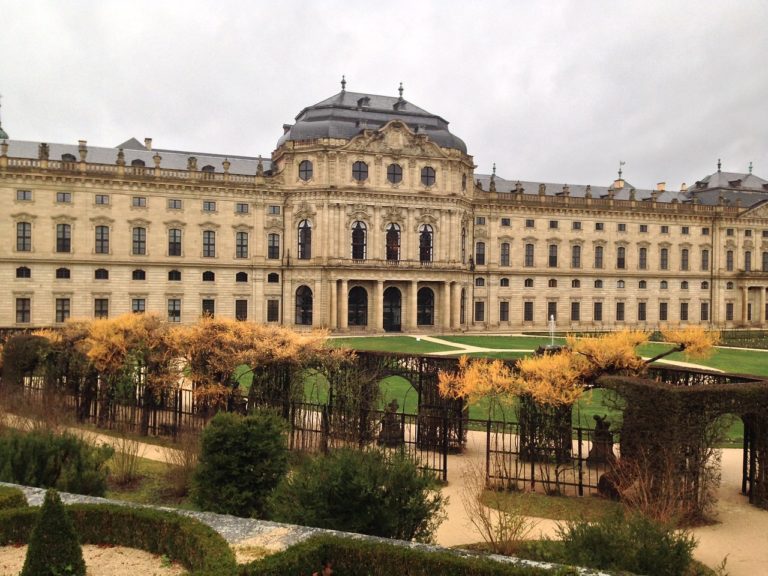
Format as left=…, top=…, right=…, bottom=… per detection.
left=1, top=0, right=766, bottom=190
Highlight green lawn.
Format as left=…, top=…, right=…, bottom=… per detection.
left=437, top=335, right=564, bottom=349
left=638, top=342, right=768, bottom=377
left=329, top=336, right=457, bottom=354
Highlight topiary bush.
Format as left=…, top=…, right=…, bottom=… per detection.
left=269, top=447, right=445, bottom=542
left=21, top=489, right=86, bottom=576
left=0, top=485, right=28, bottom=510
left=0, top=429, right=113, bottom=496
left=193, top=410, right=288, bottom=518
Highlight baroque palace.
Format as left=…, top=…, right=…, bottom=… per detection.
left=1, top=83, right=768, bottom=333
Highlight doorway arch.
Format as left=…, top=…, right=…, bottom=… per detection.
left=383, top=287, right=402, bottom=332
left=348, top=286, right=368, bottom=326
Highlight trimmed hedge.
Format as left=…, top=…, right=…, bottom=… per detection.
left=0, top=504, right=237, bottom=576
left=244, top=535, right=586, bottom=576
left=0, top=485, right=27, bottom=510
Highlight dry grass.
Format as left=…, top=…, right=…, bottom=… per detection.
left=163, top=430, right=201, bottom=497
left=110, top=426, right=147, bottom=486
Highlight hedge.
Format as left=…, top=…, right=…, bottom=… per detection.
left=0, top=485, right=27, bottom=510
left=0, top=504, right=237, bottom=576
left=243, top=535, right=593, bottom=576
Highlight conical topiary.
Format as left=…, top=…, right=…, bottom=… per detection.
left=21, top=489, right=86, bottom=576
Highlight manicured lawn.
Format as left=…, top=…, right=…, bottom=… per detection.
left=638, top=342, right=768, bottom=377
left=329, top=336, right=457, bottom=354
left=437, top=335, right=564, bottom=349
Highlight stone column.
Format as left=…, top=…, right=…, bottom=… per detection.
left=339, top=279, right=348, bottom=330
left=407, top=280, right=418, bottom=331
left=742, top=286, right=749, bottom=325
left=374, top=280, right=384, bottom=332
left=442, top=282, right=452, bottom=331
left=329, top=280, right=337, bottom=330
left=451, top=282, right=462, bottom=330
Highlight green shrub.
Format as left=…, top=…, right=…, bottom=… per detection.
left=269, top=448, right=445, bottom=542
left=21, top=489, right=86, bottom=576
left=0, top=485, right=28, bottom=510
left=557, top=510, right=696, bottom=576
left=193, top=410, right=288, bottom=518
left=0, top=429, right=113, bottom=496
left=0, top=503, right=237, bottom=576
left=245, top=535, right=583, bottom=576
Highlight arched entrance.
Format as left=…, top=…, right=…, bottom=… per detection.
left=417, top=287, right=435, bottom=326
left=295, top=285, right=313, bottom=325
left=348, top=286, right=368, bottom=326
left=383, top=287, right=402, bottom=332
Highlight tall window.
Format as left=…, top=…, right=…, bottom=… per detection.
left=616, top=246, right=626, bottom=269
left=726, top=250, right=734, bottom=271
left=524, top=244, right=534, bottom=267
left=659, top=302, right=668, bottom=321
left=202, top=299, right=215, bottom=317
left=295, top=286, right=313, bottom=325
left=55, top=298, right=70, bottom=323
left=763, top=251, right=768, bottom=272
left=386, top=223, right=400, bottom=262
left=351, top=221, right=367, bottom=260
left=660, top=247, right=669, bottom=270
left=16, top=298, right=31, bottom=323
left=95, top=226, right=109, bottom=254
left=681, top=248, right=689, bottom=271
left=499, top=301, right=510, bottom=322
left=235, top=231, right=249, bottom=258
left=298, top=220, right=312, bottom=259
left=701, top=249, right=710, bottom=271
left=500, top=242, right=510, bottom=266
left=593, top=302, right=603, bottom=322
left=17, top=222, right=32, bottom=252
left=132, top=227, right=146, bottom=255
left=523, top=301, right=534, bottom=322
left=474, top=301, right=485, bottom=322
left=638, top=302, right=647, bottom=322
left=571, top=301, right=580, bottom=322
left=680, top=302, right=689, bottom=322
left=701, top=302, right=709, bottom=322
left=419, top=224, right=433, bottom=263
left=348, top=286, right=368, bottom=326
left=638, top=247, right=648, bottom=270
left=594, top=245, right=604, bottom=269
left=726, top=302, right=734, bottom=321
left=168, top=229, right=182, bottom=256
left=571, top=245, right=581, bottom=268
left=616, top=302, right=625, bottom=322
left=235, top=300, right=248, bottom=321
left=475, top=242, right=485, bottom=266
left=168, top=299, right=181, bottom=322
left=417, top=287, right=435, bottom=326
left=203, top=230, right=216, bottom=257
left=56, top=224, right=71, bottom=253
left=268, top=234, right=280, bottom=259
left=745, top=251, right=752, bottom=272
left=547, top=302, right=557, bottom=321
left=267, top=299, right=280, bottom=322
left=548, top=244, right=558, bottom=267
left=94, top=299, right=109, bottom=319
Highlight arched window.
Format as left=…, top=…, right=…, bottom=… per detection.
left=236, top=272, right=248, bottom=283
left=639, top=280, right=647, bottom=289
left=701, top=281, right=709, bottom=289
left=298, top=160, right=313, bottom=181
left=419, top=224, right=433, bottom=263
left=298, top=220, right=312, bottom=259
left=352, top=161, right=368, bottom=181
left=726, top=281, right=734, bottom=290
left=421, top=166, right=436, bottom=186
left=56, top=267, right=71, bottom=279
left=16, top=266, right=31, bottom=279
left=500, top=242, right=510, bottom=266
left=351, top=221, right=367, bottom=260
left=168, top=270, right=181, bottom=281
left=386, top=223, right=400, bottom=262
left=387, top=163, right=402, bottom=184
left=95, top=268, right=109, bottom=280
left=295, top=286, right=313, bottom=325
left=594, top=279, right=603, bottom=288
left=62, top=153, right=77, bottom=162
left=202, top=271, right=215, bottom=282
left=131, top=159, right=146, bottom=167
left=267, top=272, right=280, bottom=283
left=475, top=242, right=485, bottom=265
left=571, top=279, right=581, bottom=288
left=617, top=246, right=626, bottom=269
left=461, top=228, right=467, bottom=263
left=617, top=280, right=625, bottom=289
left=500, top=277, right=510, bottom=287
left=524, top=278, right=534, bottom=288
left=475, top=278, right=485, bottom=287
left=417, top=287, right=434, bottom=326
left=548, top=279, right=557, bottom=288
left=131, top=269, right=145, bottom=280
left=348, top=286, right=368, bottom=326
left=201, top=165, right=215, bottom=173
left=660, top=280, right=668, bottom=289
left=681, top=281, right=689, bottom=290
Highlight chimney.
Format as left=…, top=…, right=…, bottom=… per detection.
left=680, top=182, right=688, bottom=192
left=656, top=182, right=666, bottom=192
left=144, top=138, right=153, bottom=151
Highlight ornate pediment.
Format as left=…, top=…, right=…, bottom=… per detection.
left=346, top=203, right=371, bottom=227
left=11, top=212, right=37, bottom=221
left=90, top=216, right=115, bottom=225
left=474, top=226, right=488, bottom=239
left=293, top=200, right=316, bottom=222
left=341, top=121, right=448, bottom=158
left=264, top=217, right=283, bottom=231
left=163, top=220, right=187, bottom=228
left=380, top=206, right=405, bottom=231
left=742, top=200, right=768, bottom=220
left=127, top=217, right=150, bottom=227
left=414, top=210, right=439, bottom=232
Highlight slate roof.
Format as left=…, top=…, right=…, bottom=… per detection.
left=277, top=90, right=467, bottom=153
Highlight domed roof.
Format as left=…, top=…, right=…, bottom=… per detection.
left=277, top=89, right=467, bottom=153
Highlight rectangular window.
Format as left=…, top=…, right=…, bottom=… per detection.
left=572, top=221, right=582, bottom=230
left=475, top=216, right=486, bottom=225
left=547, top=301, right=557, bottom=321
left=56, top=223, right=71, bottom=253
left=593, top=302, right=603, bottom=322
left=726, top=228, right=734, bottom=237
left=726, top=302, right=734, bottom=321
left=638, top=301, right=647, bottom=322
left=267, top=299, right=280, bottom=322
left=680, top=302, right=689, bottom=322
left=236, top=231, right=249, bottom=259
left=132, top=196, right=147, bottom=207
left=168, top=229, right=182, bottom=256
left=618, top=223, right=626, bottom=232
left=474, top=301, right=485, bottom=322
left=167, top=299, right=181, bottom=323
left=549, top=220, right=558, bottom=229
left=681, top=249, right=689, bottom=271
left=94, top=298, right=109, bottom=319
left=660, top=248, right=669, bottom=270
left=168, top=198, right=182, bottom=209
left=726, top=250, right=734, bottom=271
left=268, top=205, right=281, bottom=215
left=131, top=298, right=146, bottom=314
left=745, top=251, right=752, bottom=272
left=661, top=225, right=669, bottom=234
left=701, top=249, right=710, bottom=271
left=236, top=202, right=249, bottom=214
left=203, top=230, right=216, bottom=257
left=16, top=298, right=31, bottom=323
left=659, top=302, right=668, bottom=321
left=17, top=222, right=32, bottom=252
left=499, top=301, right=509, bottom=322
left=595, top=222, right=604, bottom=231
left=500, top=218, right=511, bottom=227
left=132, top=227, right=146, bottom=255
left=203, top=200, right=216, bottom=212
left=235, top=299, right=248, bottom=321
left=570, top=301, right=580, bottom=322
left=700, top=302, right=709, bottom=322
left=681, top=226, right=690, bottom=235
left=500, top=243, right=510, bottom=267
left=55, top=298, right=70, bottom=323
left=268, top=234, right=280, bottom=259
left=95, top=194, right=109, bottom=205
left=202, top=299, right=215, bottom=317
left=524, top=244, right=534, bottom=267
left=745, top=229, right=753, bottom=237
left=525, top=219, right=535, bottom=228
left=523, top=301, right=534, bottom=322
left=571, top=245, right=581, bottom=268
left=702, top=227, right=710, bottom=236
left=763, top=251, right=768, bottom=272
left=56, top=192, right=72, bottom=203
left=95, top=226, right=109, bottom=254
left=616, top=302, right=625, bottom=322
left=639, top=224, right=648, bottom=233
left=548, top=244, right=558, bottom=268
left=475, top=242, right=485, bottom=265
left=16, top=190, right=32, bottom=201
left=594, top=246, right=604, bottom=269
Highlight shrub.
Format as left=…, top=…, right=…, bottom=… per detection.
left=21, top=489, right=86, bottom=576
left=0, top=503, right=237, bottom=576
left=269, top=447, right=445, bottom=542
left=0, top=485, right=28, bottom=510
left=164, top=429, right=201, bottom=497
left=0, top=429, right=114, bottom=496
left=557, top=509, right=697, bottom=576
left=193, top=410, right=288, bottom=517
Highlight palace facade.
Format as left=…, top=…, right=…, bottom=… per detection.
left=1, top=87, right=768, bottom=333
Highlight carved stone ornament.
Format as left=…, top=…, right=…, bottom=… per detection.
left=341, top=120, right=447, bottom=159
left=474, top=226, right=488, bottom=239
left=264, top=216, right=284, bottom=230
left=414, top=211, right=438, bottom=232
left=380, top=206, right=405, bottom=230
left=293, top=200, right=316, bottom=222
left=346, top=203, right=371, bottom=227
